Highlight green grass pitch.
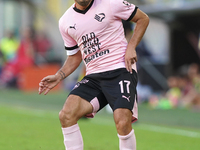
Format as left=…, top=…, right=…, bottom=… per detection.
left=0, top=89, right=200, bottom=150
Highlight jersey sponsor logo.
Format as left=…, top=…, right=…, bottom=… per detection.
left=81, top=32, right=110, bottom=64
left=94, top=13, right=105, bottom=22
left=84, top=49, right=110, bottom=64
left=122, top=95, right=131, bottom=102
left=123, top=0, right=131, bottom=9
left=82, top=32, right=101, bottom=52
left=69, top=24, right=76, bottom=30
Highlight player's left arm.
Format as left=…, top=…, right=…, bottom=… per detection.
left=125, top=8, right=149, bottom=74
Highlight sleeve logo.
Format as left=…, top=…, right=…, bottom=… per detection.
left=123, top=0, right=131, bottom=9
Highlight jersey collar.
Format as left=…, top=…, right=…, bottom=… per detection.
left=73, top=0, right=94, bottom=14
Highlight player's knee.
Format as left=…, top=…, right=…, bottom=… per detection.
left=114, top=109, right=132, bottom=135
left=115, top=119, right=133, bottom=135
left=59, top=109, right=66, bottom=122
left=59, top=109, right=68, bottom=123
left=59, top=109, right=77, bottom=126
left=115, top=119, right=129, bottom=130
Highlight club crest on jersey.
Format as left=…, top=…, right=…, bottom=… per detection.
left=123, top=0, right=131, bottom=9
left=94, top=13, right=105, bottom=22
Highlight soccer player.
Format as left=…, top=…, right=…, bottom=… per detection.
left=38, top=0, right=149, bottom=149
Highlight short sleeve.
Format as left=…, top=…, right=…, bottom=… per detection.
left=59, top=20, right=79, bottom=55
left=110, top=0, right=138, bottom=21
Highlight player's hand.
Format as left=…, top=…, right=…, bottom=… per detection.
left=125, top=48, right=137, bottom=74
left=38, top=75, right=60, bottom=95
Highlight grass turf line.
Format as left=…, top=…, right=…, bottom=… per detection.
left=0, top=89, right=200, bottom=149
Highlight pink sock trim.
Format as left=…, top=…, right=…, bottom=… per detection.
left=118, top=129, right=136, bottom=150
left=62, top=124, right=80, bottom=134
left=118, top=129, right=134, bottom=140
left=62, top=124, right=83, bottom=150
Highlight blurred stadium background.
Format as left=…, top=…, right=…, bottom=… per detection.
left=0, top=0, right=200, bottom=149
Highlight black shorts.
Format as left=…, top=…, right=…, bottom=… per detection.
left=69, top=68, right=138, bottom=122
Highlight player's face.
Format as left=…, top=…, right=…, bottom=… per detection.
left=75, top=0, right=92, bottom=7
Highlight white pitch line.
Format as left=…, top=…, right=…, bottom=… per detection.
left=138, top=124, right=200, bottom=138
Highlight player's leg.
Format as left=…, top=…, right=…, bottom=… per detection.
left=59, top=95, right=93, bottom=150
left=114, top=108, right=133, bottom=135
left=59, top=94, right=93, bottom=127
left=101, top=68, right=138, bottom=150
left=114, top=108, right=136, bottom=150
left=59, top=74, right=107, bottom=150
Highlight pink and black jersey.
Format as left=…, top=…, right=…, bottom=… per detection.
left=59, top=0, right=138, bottom=75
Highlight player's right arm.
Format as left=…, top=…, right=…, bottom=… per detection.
left=38, top=50, right=82, bottom=95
